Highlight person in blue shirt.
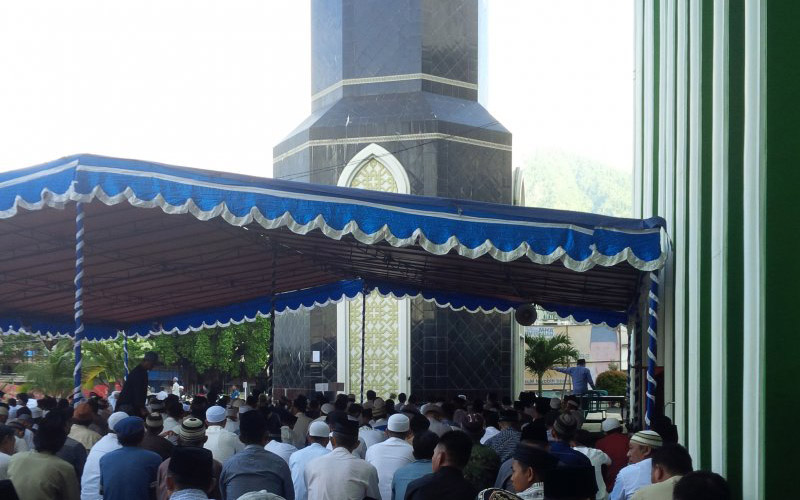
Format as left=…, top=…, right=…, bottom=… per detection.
left=100, top=416, right=163, bottom=500
left=391, top=430, right=439, bottom=500
left=553, top=359, right=595, bottom=395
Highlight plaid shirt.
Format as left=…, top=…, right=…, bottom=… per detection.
left=485, top=429, right=521, bottom=463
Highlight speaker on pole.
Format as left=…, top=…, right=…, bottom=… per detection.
left=515, top=304, right=538, bottom=326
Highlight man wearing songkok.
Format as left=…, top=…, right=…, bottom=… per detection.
left=99, top=416, right=162, bottom=500
left=204, top=405, right=244, bottom=463
left=543, top=465, right=600, bottom=499
left=462, top=412, right=501, bottom=492
left=609, top=430, right=663, bottom=500
left=165, top=446, right=214, bottom=500
left=595, top=417, right=629, bottom=492
left=495, top=419, right=550, bottom=491
left=139, top=412, right=174, bottom=460
left=69, top=402, right=102, bottom=450
left=43, top=408, right=88, bottom=482
left=81, top=411, right=127, bottom=500
left=157, top=417, right=224, bottom=500
left=8, top=415, right=80, bottom=499
left=508, top=443, right=558, bottom=499
left=117, top=351, right=159, bottom=416
left=420, top=403, right=450, bottom=437
left=573, top=430, right=612, bottom=500
left=266, top=413, right=299, bottom=464
left=305, top=419, right=379, bottom=500
left=480, top=410, right=501, bottom=444
left=672, top=471, right=731, bottom=500
left=404, top=430, right=477, bottom=499
left=391, top=430, right=438, bottom=500
left=548, top=413, right=592, bottom=468
left=553, top=359, right=596, bottom=395
left=631, top=443, right=692, bottom=500
left=369, top=398, right=389, bottom=431
left=219, top=410, right=294, bottom=500
left=365, top=413, right=414, bottom=500
left=291, top=395, right=313, bottom=449
left=485, top=409, right=523, bottom=463
left=288, top=421, right=330, bottom=500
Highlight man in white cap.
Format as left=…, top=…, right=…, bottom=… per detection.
left=596, top=417, right=630, bottom=492
left=609, top=430, right=663, bottom=500
left=288, top=421, right=331, bottom=500
left=171, top=377, right=181, bottom=397
left=204, top=404, right=244, bottom=463
left=80, top=411, right=128, bottom=500
left=365, top=413, right=414, bottom=500
left=420, top=404, right=451, bottom=437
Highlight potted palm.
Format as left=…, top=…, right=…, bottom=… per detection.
left=524, top=334, right=579, bottom=396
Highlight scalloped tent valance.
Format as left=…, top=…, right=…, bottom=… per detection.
left=0, top=154, right=667, bottom=340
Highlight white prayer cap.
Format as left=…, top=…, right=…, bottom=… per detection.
left=239, top=405, right=253, bottom=415
left=26, top=399, right=38, bottom=409
left=549, top=398, right=562, bottom=410
left=309, top=421, right=330, bottom=438
left=387, top=414, right=410, bottom=433
left=602, top=417, right=622, bottom=432
left=321, top=403, right=335, bottom=415
left=206, top=405, right=226, bottom=423
left=156, top=391, right=168, bottom=401
left=108, top=411, right=129, bottom=432
left=235, top=491, right=284, bottom=500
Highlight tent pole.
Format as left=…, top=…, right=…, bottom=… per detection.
left=645, top=272, right=660, bottom=429
left=73, top=201, right=85, bottom=405
left=123, top=330, right=129, bottom=380
left=268, top=244, right=277, bottom=398
left=360, top=286, right=366, bottom=404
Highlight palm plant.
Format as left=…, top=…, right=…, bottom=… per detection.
left=19, top=339, right=75, bottom=398
left=524, top=334, right=579, bottom=396
left=82, top=338, right=150, bottom=392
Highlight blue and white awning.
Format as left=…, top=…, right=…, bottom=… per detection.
left=0, top=154, right=668, bottom=339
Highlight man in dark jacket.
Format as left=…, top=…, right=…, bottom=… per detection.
left=117, top=352, right=158, bottom=416
left=405, top=430, right=478, bottom=500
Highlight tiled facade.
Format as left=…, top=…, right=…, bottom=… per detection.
left=273, top=0, right=513, bottom=400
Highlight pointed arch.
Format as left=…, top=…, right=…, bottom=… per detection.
left=337, top=143, right=411, bottom=194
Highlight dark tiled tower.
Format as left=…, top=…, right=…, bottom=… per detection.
left=273, top=0, right=512, bottom=400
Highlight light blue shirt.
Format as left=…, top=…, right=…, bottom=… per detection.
left=391, top=459, right=432, bottom=500
left=554, top=366, right=595, bottom=394
left=219, top=444, right=294, bottom=500
left=288, top=442, right=329, bottom=500
left=609, top=458, right=652, bottom=500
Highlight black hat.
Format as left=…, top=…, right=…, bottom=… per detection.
left=512, top=444, right=558, bottom=471
left=499, top=409, right=519, bottom=423
left=332, top=419, right=359, bottom=437
left=169, top=447, right=213, bottom=486
left=542, top=466, right=598, bottom=498
left=520, top=419, right=548, bottom=444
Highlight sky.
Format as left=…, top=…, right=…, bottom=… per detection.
left=0, top=0, right=633, bottom=177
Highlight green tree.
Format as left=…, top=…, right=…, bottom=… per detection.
left=82, top=337, right=151, bottom=391
left=524, top=334, right=579, bottom=396
left=18, top=339, right=75, bottom=398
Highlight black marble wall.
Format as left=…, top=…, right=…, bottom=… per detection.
left=272, top=0, right=514, bottom=399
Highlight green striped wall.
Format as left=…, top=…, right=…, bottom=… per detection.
left=632, top=0, right=800, bottom=497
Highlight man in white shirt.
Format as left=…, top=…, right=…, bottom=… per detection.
left=80, top=411, right=127, bottom=500
left=171, top=377, right=181, bottom=397
left=631, top=443, right=693, bottom=500
left=289, top=421, right=331, bottom=500
left=0, top=424, right=14, bottom=480
left=610, top=430, right=663, bottom=500
left=306, top=419, right=380, bottom=500
left=204, top=405, right=244, bottom=463
left=365, top=414, right=414, bottom=500
left=420, top=404, right=451, bottom=437
left=574, top=430, right=612, bottom=500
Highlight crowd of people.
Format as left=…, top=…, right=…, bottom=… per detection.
left=0, top=353, right=732, bottom=500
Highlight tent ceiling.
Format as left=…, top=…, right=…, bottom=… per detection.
left=1, top=201, right=640, bottom=328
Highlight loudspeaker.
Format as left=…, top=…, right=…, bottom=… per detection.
left=515, top=304, right=537, bottom=326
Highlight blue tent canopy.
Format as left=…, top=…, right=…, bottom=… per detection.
left=0, top=154, right=667, bottom=340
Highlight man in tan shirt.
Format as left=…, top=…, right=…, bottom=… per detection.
left=632, top=443, right=693, bottom=500
left=8, top=414, right=80, bottom=500
left=68, top=403, right=101, bottom=451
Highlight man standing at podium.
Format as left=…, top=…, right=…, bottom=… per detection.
left=554, top=359, right=595, bottom=395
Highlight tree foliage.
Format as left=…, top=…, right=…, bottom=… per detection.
left=520, top=149, right=633, bottom=217
left=596, top=370, right=627, bottom=396
left=144, top=319, right=270, bottom=378
left=524, top=334, right=579, bottom=396
left=82, top=337, right=152, bottom=391
left=18, top=339, right=75, bottom=398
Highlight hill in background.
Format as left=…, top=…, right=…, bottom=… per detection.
left=520, top=149, right=633, bottom=218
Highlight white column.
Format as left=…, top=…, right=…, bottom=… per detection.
left=710, top=0, right=730, bottom=476
left=642, top=0, right=655, bottom=218
left=742, top=0, right=766, bottom=496
left=634, top=0, right=644, bottom=218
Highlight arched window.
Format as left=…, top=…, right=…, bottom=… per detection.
left=337, top=144, right=411, bottom=396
